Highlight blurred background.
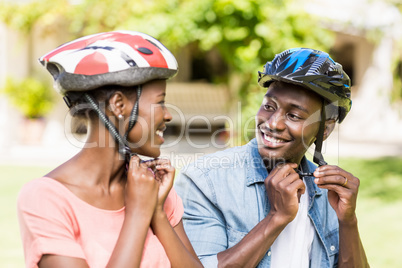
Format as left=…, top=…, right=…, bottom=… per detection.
left=1, top=0, right=402, bottom=267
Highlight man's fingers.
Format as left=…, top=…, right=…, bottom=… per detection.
left=314, top=175, right=351, bottom=187
left=272, top=163, right=298, bottom=178
left=314, top=165, right=351, bottom=178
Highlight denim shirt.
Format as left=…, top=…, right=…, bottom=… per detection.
left=175, top=138, right=339, bottom=268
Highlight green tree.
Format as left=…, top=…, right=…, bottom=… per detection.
left=1, top=0, right=334, bottom=141
left=1, top=77, right=54, bottom=119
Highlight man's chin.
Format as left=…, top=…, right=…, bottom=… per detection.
left=258, top=146, right=286, bottom=161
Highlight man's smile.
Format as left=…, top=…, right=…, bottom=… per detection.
left=259, top=126, right=292, bottom=149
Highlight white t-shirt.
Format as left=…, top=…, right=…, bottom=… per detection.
left=270, top=179, right=315, bottom=268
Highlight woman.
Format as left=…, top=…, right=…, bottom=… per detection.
left=17, top=31, right=202, bottom=268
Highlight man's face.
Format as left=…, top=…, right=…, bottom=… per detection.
left=256, top=81, right=322, bottom=164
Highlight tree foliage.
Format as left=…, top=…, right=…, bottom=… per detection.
left=1, top=77, right=54, bottom=119
left=0, top=0, right=334, bottom=139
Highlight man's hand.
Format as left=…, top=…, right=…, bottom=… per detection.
left=265, top=163, right=306, bottom=224
left=313, top=165, right=359, bottom=223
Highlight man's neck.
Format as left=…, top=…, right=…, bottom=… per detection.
left=262, top=156, right=305, bottom=173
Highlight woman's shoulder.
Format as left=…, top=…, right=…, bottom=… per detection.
left=18, top=177, right=73, bottom=211
left=20, top=177, right=68, bottom=195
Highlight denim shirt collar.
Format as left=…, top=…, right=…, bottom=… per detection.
left=245, top=138, right=323, bottom=197
left=245, top=139, right=268, bottom=186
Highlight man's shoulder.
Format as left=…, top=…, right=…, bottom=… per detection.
left=175, top=142, right=255, bottom=205
left=182, top=142, right=251, bottom=174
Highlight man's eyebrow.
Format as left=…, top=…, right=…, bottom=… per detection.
left=290, top=103, right=310, bottom=114
left=263, top=94, right=277, bottom=102
left=264, top=94, right=310, bottom=114
left=264, top=93, right=275, bottom=99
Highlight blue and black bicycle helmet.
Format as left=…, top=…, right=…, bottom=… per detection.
left=258, top=48, right=352, bottom=166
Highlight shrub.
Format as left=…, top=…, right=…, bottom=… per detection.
left=1, top=77, right=54, bottom=119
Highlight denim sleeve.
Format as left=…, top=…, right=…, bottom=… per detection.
left=175, top=167, right=228, bottom=268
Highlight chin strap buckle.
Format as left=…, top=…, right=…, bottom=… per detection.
left=63, top=95, right=72, bottom=108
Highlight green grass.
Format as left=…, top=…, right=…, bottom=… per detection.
left=0, top=165, right=52, bottom=268
left=330, top=157, right=402, bottom=267
left=357, top=198, right=402, bottom=267
left=1, top=157, right=402, bottom=267
left=338, top=157, right=402, bottom=202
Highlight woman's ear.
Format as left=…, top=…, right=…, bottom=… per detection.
left=107, top=91, right=125, bottom=118
left=323, top=119, right=336, bottom=141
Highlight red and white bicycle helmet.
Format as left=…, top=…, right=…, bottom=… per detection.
left=39, top=31, right=178, bottom=162
left=39, top=30, right=178, bottom=94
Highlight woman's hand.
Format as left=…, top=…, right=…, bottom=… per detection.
left=313, top=165, right=359, bottom=223
left=125, top=155, right=159, bottom=219
left=144, top=158, right=175, bottom=213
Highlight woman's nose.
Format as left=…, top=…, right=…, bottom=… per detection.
left=164, top=108, right=172, bottom=122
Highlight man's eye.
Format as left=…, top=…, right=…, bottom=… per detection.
left=287, top=113, right=302, bottom=120
left=263, top=104, right=274, bottom=111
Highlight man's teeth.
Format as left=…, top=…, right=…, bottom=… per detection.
left=156, top=130, right=164, bottom=138
left=264, top=134, right=285, bottom=143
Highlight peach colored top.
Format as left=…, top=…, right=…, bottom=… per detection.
left=17, top=177, right=184, bottom=268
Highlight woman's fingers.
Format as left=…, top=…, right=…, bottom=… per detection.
left=128, top=155, right=156, bottom=177
left=129, top=154, right=141, bottom=171
left=143, top=158, right=175, bottom=176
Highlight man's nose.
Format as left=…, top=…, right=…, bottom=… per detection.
left=265, top=111, right=286, bottom=131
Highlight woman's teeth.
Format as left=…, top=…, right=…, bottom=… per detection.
left=156, top=130, right=164, bottom=138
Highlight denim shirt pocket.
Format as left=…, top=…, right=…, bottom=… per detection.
left=324, top=228, right=339, bottom=257
left=226, top=225, right=248, bottom=248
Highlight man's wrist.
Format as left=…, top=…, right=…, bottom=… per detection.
left=268, top=211, right=293, bottom=227
left=338, top=214, right=358, bottom=228
left=262, top=212, right=290, bottom=238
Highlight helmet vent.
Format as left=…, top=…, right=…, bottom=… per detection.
left=146, top=39, right=162, bottom=51
left=46, top=63, right=61, bottom=80
left=136, top=47, right=154, bottom=55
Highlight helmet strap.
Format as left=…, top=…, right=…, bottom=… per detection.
left=124, top=85, right=142, bottom=140
left=313, top=103, right=328, bottom=166
left=83, top=93, right=131, bottom=161
left=83, top=85, right=143, bottom=168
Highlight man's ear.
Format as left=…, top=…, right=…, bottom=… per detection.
left=323, top=119, right=336, bottom=141
left=107, top=91, right=125, bottom=117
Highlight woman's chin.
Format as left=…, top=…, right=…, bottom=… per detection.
left=131, top=147, right=161, bottom=159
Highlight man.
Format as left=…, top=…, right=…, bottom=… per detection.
left=175, top=48, right=369, bottom=267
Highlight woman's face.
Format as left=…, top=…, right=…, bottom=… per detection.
left=127, top=80, right=172, bottom=158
